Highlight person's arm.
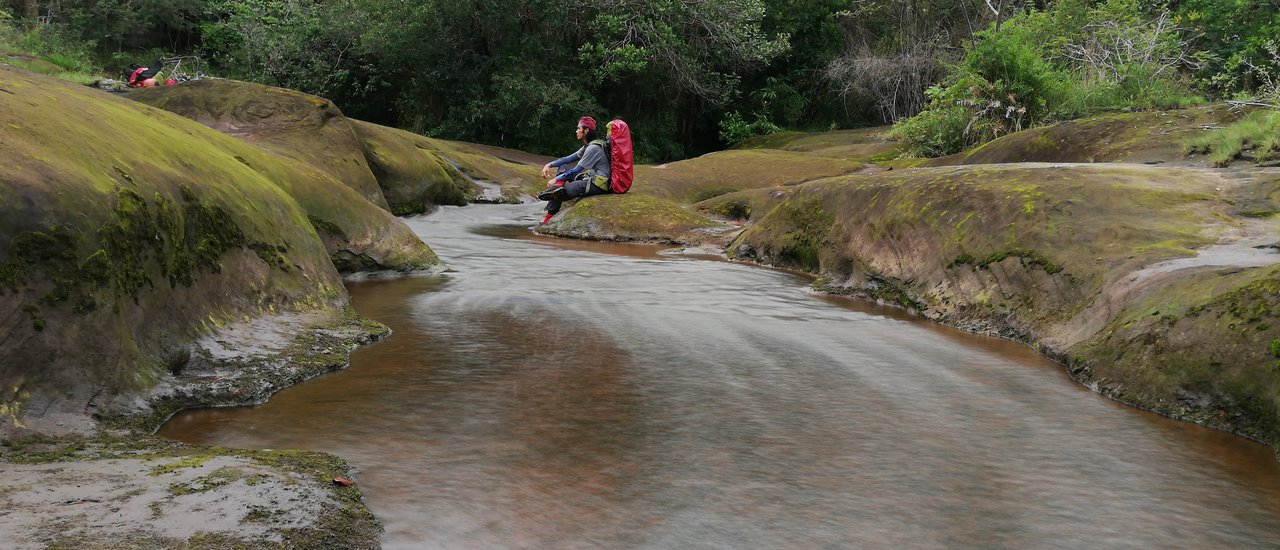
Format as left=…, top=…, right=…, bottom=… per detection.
left=548, top=151, right=582, bottom=168
left=556, top=143, right=605, bottom=182
left=542, top=146, right=586, bottom=178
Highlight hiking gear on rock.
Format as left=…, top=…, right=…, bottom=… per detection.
left=605, top=119, right=634, bottom=194
left=126, top=62, right=161, bottom=87
left=124, top=56, right=205, bottom=88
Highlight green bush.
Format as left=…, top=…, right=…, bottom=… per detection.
left=889, top=12, right=1061, bottom=157
left=888, top=90, right=973, bottom=158
left=960, top=24, right=1062, bottom=122
left=718, top=111, right=783, bottom=146
left=891, top=0, right=1202, bottom=158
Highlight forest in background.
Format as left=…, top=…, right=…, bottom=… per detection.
left=1, top=0, right=1278, bottom=161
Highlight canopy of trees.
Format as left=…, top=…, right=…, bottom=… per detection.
left=3, top=0, right=1276, bottom=160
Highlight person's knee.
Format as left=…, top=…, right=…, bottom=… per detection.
left=564, top=180, right=590, bottom=198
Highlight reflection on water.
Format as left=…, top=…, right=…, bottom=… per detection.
left=161, top=204, right=1280, bottom=549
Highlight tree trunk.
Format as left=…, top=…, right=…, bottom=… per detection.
left=22, top=0, right=37, bottom=20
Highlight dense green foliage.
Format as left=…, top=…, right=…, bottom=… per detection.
left=1176, top=0, right=1280, bottom=97
left=892, top=0, right=1204, bottom=157
left=1, top=0, right=1275, bottom=160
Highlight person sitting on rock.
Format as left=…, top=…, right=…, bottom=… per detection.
left=537, top=116, right=611, bottom=224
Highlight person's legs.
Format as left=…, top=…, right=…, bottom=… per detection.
left=545, top=179, right=591, bottom=214
left=542, top=178, right=610, bottom=223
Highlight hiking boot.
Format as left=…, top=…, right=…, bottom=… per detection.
left=537, top=185, right=566, bottom=201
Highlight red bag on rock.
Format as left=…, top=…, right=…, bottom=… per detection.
left=606, top=119, right=633, bottom=194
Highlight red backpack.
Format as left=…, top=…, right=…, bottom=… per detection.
left=606, top=119, right=633, bottom=193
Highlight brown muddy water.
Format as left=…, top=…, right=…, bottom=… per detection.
left=161, top=204, right=1280, bottom=549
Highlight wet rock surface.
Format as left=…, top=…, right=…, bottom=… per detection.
left=0, top=437, right=379, bottom=549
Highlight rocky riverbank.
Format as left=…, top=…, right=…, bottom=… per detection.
left=0, top=65, right=539, bottom=547
left=0, top=299, right=396, bottom=547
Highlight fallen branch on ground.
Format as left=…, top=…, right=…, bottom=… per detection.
left=1227, top=100, right=1279, bottom=110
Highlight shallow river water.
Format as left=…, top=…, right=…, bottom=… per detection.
left=161, top=203, right=1280, bottom=549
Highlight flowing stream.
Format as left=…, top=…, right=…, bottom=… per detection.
left=160, top=203, right=1280, bottom=549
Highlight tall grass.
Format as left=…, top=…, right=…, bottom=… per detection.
left=0, top=13, right=100, bottom=83
left=1186, top=109, right=1280, bottom=166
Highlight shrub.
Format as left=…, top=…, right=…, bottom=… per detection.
left=960, top=24, right=1062, bottom=123
left=719, top=111, right=782, bottom=146
left=891, top=0, right=1202, bottom=158
left=888, top=89, right=974, bottom=158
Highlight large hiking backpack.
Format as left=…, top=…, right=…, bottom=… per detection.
left=125, top=61, right=163, bottom=86
left=606, top=119, right=633, bottom=194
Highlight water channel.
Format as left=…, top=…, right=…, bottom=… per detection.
left=160, top=203, right=1280, bottom=549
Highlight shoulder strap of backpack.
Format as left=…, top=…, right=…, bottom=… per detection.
left=589, top=139, right=609, bottom=159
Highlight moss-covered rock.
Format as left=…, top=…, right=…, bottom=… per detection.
left=432, top=138, right=546, bottom=201
left=693, top=187, right=799, bottom=223
left=538, top=193, right=728, bottom=244
left=734, top=126, right=902, bottom=162
left=128, top=78, right=542, bottom=209
left=115, top=78, right=438, bottom=273
left=348, top=120, right=478, bottom=214
left=127, top=79, right=391, bottom=209
left=0, top=52, right=65, bottom=76
left=0, top=65, right=432, bottom=435
left=1074, top=266, right=1280, bottom=443
left=636, top=149, right=865, bottom=204
left=735, top=163, right=1225, bottom=306
left=922, top=106, right=1245, bottom=166
left=366, top=133, right=544, bottom=206
left=0, top=435, right=381, bottom=548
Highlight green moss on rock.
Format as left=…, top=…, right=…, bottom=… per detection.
left=1074, top=267, right=1280, bottom=443
left=0, top=64, right=397, bottom=433
left=128, top=79, right=392, bottom=211
left=540, top=193, right=722, bottom=243
left=734, top=126, right=902, bottom=161
left=925, top=106, right=1245, bottom=166
left=637, top=149, right=865, bottom=204
left=349, top=120, right=479, bottom=214
left=1, top=435, right=381, bottom=548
